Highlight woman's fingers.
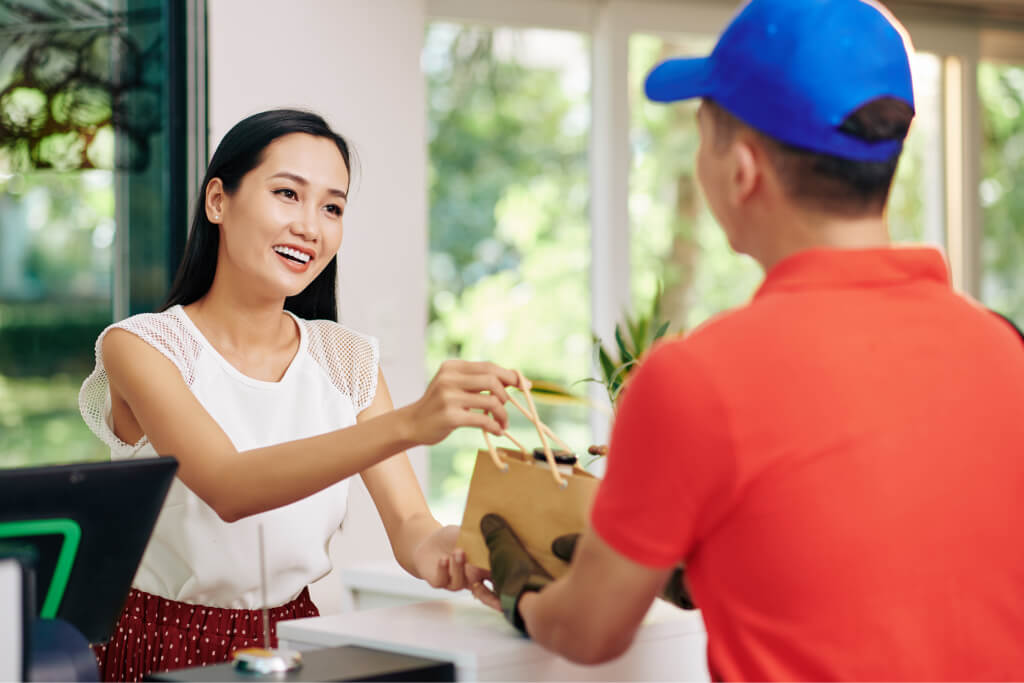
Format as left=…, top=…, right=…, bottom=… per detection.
left=432, top=551, right=472, bottom=591
left=438, top=360, right=519, bottom=391
left=433, top=555, right=450, bottom=588
left=434, top=550, right=501, bottom=609
left=417, top=361, right=532, bottom=443
left=458, top=393, right=508, bottom=427
left=464, top=562, right=497, bottom=608
left=455, top=410, right=504, bottom=436
left=438, top=368, right=514, bottom=403
left=464, top=562, right=491, bottom=585
left=447, top=549, right=467, bottom=591
left=471, top=581, right=501, bottom=610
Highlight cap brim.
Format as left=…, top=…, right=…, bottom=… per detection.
left=644, top=57, right=711, bottom=103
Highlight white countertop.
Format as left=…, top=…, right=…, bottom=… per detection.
left=278, top=596, right=710, bottom=681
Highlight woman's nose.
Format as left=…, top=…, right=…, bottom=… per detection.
left=290, top=208, right=320, bottom=241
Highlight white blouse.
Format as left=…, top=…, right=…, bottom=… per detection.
left=78, top=304, right=379, bottom=609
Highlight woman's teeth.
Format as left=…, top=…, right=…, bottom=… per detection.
left=273, top=246, right=311, bottom=264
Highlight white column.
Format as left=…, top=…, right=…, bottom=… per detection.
left=589, top=3, right=632, bottom=447
left=942, top=49, right=982, bottom=296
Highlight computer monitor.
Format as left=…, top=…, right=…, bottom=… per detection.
left=0, top=457, right=178, bottom=643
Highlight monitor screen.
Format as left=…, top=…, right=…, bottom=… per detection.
left=0, top=457, right=178, bottom=643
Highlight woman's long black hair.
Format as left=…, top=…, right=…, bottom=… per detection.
left=161, top=109, right=353, bottom=320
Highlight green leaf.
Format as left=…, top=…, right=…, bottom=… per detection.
left=638, top=315, right=651, bottom=351
left=527, top=379, right=590, bottom=406
left=628, top=312, right=648, bottom=358
left=652, top=320, right=670, bottom=342
left=597, top=344, right=617, bottom=385
left=614, top=324, right=634, bottom=364
left=608, top=359, right=639, bottom=387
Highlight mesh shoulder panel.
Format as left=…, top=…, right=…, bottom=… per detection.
left=302, top=320, right=380, bottom=414
left=78, top=310, right=202, bottom=456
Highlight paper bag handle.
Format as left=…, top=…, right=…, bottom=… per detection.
left=482, top=370, right=573, bottom=488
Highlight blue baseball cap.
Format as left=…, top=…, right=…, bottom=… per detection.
left=645, top=0, right=915, bottom=162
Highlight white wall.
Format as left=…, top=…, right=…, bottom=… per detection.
left=207, top=0, right=429, bottom=612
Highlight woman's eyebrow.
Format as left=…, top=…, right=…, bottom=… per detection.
left=268, top=171, right=347, bottom=199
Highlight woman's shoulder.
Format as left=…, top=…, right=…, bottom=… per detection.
left=299, top=317, right=379, bottom=362
left=99, top=306, right=203, bottom=379
left=106, top=306, right=187, bottom=333
left=296, top=317, right=380, bottom=411
left=80, top=306, right=200, bottom=454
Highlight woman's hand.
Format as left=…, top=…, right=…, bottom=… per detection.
left=401, top=360, right=520, bottom=446
left=413, top=524, right=501, bottom=610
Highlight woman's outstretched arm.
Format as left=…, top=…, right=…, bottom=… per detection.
left=102, top=328, right=516, bottom=522
left=355, top=368, right=499, bottom=608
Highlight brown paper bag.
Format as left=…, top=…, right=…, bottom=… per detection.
left=458, top=446, right=600, bottom=579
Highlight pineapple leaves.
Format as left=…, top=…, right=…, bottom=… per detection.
left=590, top=284, right=677, bottom=408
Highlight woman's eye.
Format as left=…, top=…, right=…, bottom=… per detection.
left=325, top=204, right=343, bottom=217
left=274, top=188, right=297, bottom=200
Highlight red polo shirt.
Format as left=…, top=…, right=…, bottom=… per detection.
left=591, top=247, right=1024, bottom=681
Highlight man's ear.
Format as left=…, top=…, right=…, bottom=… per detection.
left=205, top=177, right=225, bottom=223
left=729, top=138, right=760, bottom=207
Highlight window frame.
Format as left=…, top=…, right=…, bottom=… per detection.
left=108, top=0, right=208, bottom=320
left=425, top=0, right=1019, bottom=446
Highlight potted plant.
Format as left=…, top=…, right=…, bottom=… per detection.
left=531, top=286, right=679, bottom=460
left=585, top=286, right=677, bottom=456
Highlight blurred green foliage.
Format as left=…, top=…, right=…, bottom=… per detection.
left=627, top=34, right=764, bottom=332
left=424, top=24, right=594, bottom=519
left=979, top=63, right=1024, bottom=325
left=0, top=374, right=108, bottom=467
left=0, top=170, right=114, bottom=469
left=424, top=28, right=1024, bottom=521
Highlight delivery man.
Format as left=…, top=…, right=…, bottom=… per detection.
left=482, top=0, right=1024, bottom=679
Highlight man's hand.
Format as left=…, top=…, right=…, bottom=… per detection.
left=551, top=533, right=695, bottom=610
left=480, top=514, right=552, bottom=633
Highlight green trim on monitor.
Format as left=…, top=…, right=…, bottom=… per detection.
left=0, top=518, right=82, bottom=618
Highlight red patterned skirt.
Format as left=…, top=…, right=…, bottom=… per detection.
left=91, top=587, right=319, bottom=682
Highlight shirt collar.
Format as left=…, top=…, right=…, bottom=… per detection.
left=755, top=246, right=951, bottom=300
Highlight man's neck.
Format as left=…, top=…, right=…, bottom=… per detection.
left=752, top=210, right=891, bottom=272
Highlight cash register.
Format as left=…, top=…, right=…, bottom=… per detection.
left=0, top=457, right=178, bottom=681
left=0, top=457, right=455, bottom=682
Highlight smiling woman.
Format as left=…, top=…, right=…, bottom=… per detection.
left=160, top=114, right=350, bottom=323
left=76, top=109, right=514, bottom=682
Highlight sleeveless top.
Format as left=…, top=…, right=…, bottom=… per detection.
left=78, top=304, right=379, bottom=609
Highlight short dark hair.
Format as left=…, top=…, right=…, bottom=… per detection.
left=704, top=97, right=914, bottom=216
left=161, top=109, right=354, bottom=320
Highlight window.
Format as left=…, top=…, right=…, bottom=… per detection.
left=628, top=33, right=761, bottom=330
left=979, top=61, right=1024, bottom=326
left=423, top=1, right=1024, bottom=516
left=424, top=22, right=592, bottom=521
left=888, top=52, right=943, bottom=246
left=0, top=0, right=199, bottom=468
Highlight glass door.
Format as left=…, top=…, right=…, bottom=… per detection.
left=0, top=0, right=195, bottom=467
